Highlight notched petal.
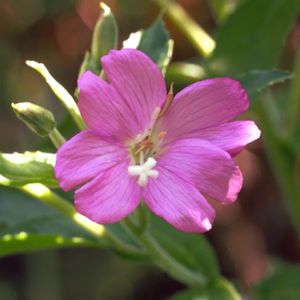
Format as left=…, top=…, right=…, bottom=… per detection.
left=143, top=168, right=215, bottom=233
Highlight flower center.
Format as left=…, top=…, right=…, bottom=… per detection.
left=128, top=107, right=162, bottom=162
left=127, top=112, right=162, bottom=186
left=127, top=84, right=174, bottom=187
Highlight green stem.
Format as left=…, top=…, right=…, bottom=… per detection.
left=166, top=62, right=206, bottom=86
left=26, top=60, right=86, bottom=130
left=216, top=278, right=242, bottom=300
left=20, top=183, right=147, bottom=259
left=153, top=0, right=215, bottom=57
left=254, top=100, right=300, bottom=233
left=135, top=204, right=149, bottom=234
left=288, top=46, right=300, bottom=135
left=48, top=128, right=66, bottom=148
left=122, top=217, right=206, bottom=287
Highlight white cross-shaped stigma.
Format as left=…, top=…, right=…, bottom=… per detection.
left=128, top=157, right=159, bottom=187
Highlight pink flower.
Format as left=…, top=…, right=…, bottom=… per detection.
left=55, top=49, right=260, bottom=233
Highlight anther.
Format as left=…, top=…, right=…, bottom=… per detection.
left=149, top=107, right=161, bottom=129
left=158, top=131, right=167, bottom=139
left=159, top=82, right=174, bottom=117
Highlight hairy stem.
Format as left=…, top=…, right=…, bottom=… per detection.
left=48, top=128, right=66, bottom=148
left=20, top=183, right=147, bottom=259
left=122, top=216, right=206, bottom=287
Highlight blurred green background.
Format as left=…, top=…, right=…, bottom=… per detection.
left=0, top=0, right=300, bottom=299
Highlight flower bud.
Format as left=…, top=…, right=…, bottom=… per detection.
left=11, top=102, right=56, bottom=137
left=91, top=3, right=118, bottom=62
left=79, top=3, right=118, bottom=76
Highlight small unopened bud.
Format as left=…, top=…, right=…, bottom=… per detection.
left=91, top=3, right=118, bottom=61
left=78, top=3, right=118, bottom=77
left=11, top=102, right=56, bottom=137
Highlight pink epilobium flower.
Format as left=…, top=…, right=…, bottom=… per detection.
left=55, top=49, right=261, bottom=233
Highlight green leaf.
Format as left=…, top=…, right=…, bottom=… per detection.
left=0, top=151, right=57, bottom=187
left=254, top=264, right=300, bottom=300
left=0, top=187, right=100, bottom=256
left=237, top=70, right=293, bottom=96
left=0, top=187, right=144, bottom=258
left=208, top=0, right=300, bottom=75
left=150, top=214, right=219, bottom=278
left=123, top=17, right=174, bottom=74
left=169, top=278, right=241, bottom=300
left=0, top=233, right=93, bottom=257
left=166, top=64, right=292, bottom=97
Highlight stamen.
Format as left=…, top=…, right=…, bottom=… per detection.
left=159, top=82, right=174, bottom=117
left=128, top=157, right=159, bottom=187
left=131, top=84, right=174, bottom=159
left=139, top=151, right=144, bottom=165
left=158, top=131, right=167, bottom=139
left=132, top=107, right=161, bottom=148
left=151, top=131, right=167, bottom=155
left=149, top=107, right=161, bottom=129
left=134, top=140, right=153, bottom=156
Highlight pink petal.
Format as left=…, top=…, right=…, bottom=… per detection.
left=177, top=120, right=261, bottom=157
left=75, top=162, right=141, bottom=224
left=158, top=78, right=249, bottom=144
left=158, top=138, right=243, bottom=204
left=143, top=167, right=215, bottom=233
left=78, top=71, right=138, bottom=139
left=101, top=49, right=167, bottom=134
left=55, top=130, right=127, bottom=191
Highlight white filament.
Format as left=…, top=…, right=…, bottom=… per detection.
left=132, top=107, right=162, bottom=145
left=128, top=157, right=159, bottom=187
left=149, top=107, right=161, bottom=129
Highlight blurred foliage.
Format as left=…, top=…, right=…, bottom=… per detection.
left=208, top=0, right=300, bottom=76
left=0, top=188, right=95, bottom=243
left=150, top=214, right=219, bottom=279
left=255, top=263, right=300, bottom=300
left=168, top=278, right=241, bottom=300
